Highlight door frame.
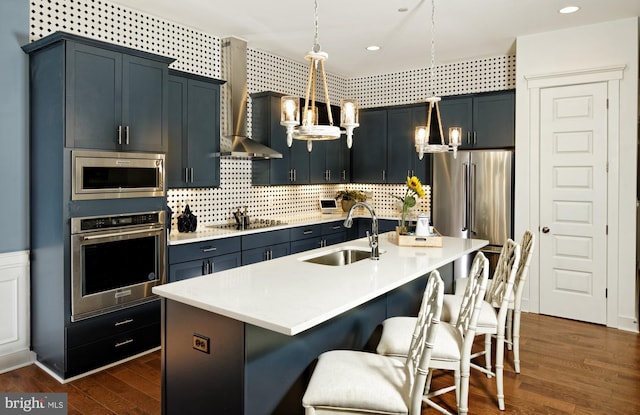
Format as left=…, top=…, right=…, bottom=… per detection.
left=523, top=65, right=624, bottom=327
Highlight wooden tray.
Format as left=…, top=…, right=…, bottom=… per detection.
left=394, top=227, right=443, bottom=247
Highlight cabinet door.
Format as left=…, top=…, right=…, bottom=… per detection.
left=472, top=91, right=515, bottom=149
left=387, top=106, right=415, bottom=183
left=290, top=139, right=310, bottom=183
left=210, top=252, right=241, bottom=273
left=122, top=54, right=168, bottom=152
left=242, top=243, right=290, bottom=265
left=167, top=76, right=188, bottom=187
left=186, top=79, right=221, bottom=187
left=323, top=232, right=346, bottom=247
left=65, top=42, right=122, bottom=150
left=169, top=258, right=207, bottom=282
left=269, top=242, right=291, bottom=260
left=439, top=96, right=473, bottom=149
left=291, top=237, right=323, bottom=254
left=351, top=109, right=387, bottom=183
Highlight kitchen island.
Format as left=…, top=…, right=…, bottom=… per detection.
left=153, top=233, right=487, bottom=415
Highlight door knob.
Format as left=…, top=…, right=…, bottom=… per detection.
left=542, top=226, right=550, bottom=233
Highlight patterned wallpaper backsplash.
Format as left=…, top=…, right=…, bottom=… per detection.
left=30, top=0, right=515, bottom=227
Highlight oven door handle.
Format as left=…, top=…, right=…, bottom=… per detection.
left=81, top=226, right=164, bottom=240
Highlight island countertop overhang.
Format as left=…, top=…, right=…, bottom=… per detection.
left=153, top=233, right=488, bottom=336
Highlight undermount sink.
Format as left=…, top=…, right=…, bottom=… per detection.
left=301, top=247, right=379, bottom=266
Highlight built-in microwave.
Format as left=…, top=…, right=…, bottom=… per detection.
left=72, top=150, right=165, bottom=200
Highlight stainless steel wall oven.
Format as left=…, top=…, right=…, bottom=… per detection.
left=72, top=150, right=165, bottom=200
left=71, top=211, right=166, bottom=321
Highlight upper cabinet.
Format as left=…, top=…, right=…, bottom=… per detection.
left=351, top=104, right=430, bottom=184
left=167, top=70, right=224, bottom=188
left=23, top=32, right=174, bottom=153
left=65, top=41, right=171, bottom=152
left=251, top=92, right=309, bottom=185
left=351, top=108, right=388, bottom=183
left=308, top=102, right=350, bottom=184
left=251, top=92, right=349, bottom=185
left=438, top=90, right=515, bottom=150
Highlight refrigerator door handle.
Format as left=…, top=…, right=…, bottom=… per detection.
left=462, top=162, right=469, bottom=232
left=470, top=162, right=476, bottom=235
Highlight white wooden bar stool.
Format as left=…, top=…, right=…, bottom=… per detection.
left=445, top=239, right=520, bottom=410
left=376, top=252, right=489, bottom=415
left=302, top=270, right=444, bottom=415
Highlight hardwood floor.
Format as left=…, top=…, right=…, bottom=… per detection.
left=1, top=312, right=638, bottom=414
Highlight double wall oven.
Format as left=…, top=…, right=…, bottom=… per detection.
left=70, top=150, right=167, bottom=321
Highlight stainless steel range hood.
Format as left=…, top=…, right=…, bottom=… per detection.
left=218, top=37, right=282, bottom=159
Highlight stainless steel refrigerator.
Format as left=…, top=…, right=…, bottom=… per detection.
left=433, top=149, right=514, bottom=280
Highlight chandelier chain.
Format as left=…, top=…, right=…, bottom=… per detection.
left=429, top=0, right=436, bottom=98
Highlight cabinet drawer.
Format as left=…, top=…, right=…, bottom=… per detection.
left=242, top=229, right=290, bottom=250
left=66, top=322, right=160, bottom=377
left=66, top=300, right=160, bottom=348
left=169, top=237, right=241, bottom=264
left=321, top=221, right=345, bottom=235
left=290, top=224, right=322, bottom=241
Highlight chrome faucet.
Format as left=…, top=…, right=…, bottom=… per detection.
left=343, top=202, right=379, bottom=260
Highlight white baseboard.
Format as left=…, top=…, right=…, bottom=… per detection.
left=0, top=348, right=36, bottom=374
left=34, top=346, right=161, bottom=384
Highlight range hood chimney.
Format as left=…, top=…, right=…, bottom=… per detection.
left=219, top=36, right=282, bottom=159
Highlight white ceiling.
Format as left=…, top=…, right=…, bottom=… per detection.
left=110, top=0, right=639, bottom=77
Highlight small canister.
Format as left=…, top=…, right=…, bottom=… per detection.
left=415, top=213, right=431, bottom=236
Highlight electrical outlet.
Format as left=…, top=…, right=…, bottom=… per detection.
left=192, top=334, right=210, bottom=353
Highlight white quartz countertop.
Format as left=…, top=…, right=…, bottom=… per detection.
left=153, top=233, right=488, bottom=336
left=168, top=209, right=402, bottom=245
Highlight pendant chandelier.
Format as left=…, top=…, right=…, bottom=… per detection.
left=414, top=0, right=461, bottom=159
left=280, top=0, right=359, bottom=152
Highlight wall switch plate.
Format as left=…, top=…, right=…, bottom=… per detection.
left=192, top=334, right=210, bottom=353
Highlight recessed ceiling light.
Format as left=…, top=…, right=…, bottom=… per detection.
left=366, top=45, right=380, bottom=52
left=559, top=6, right=580, bottom=14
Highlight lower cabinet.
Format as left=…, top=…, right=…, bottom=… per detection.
left=290, top=221, right=347, bottom=254
left=241, top=229, right=291, bottom=266
left=65, top=300, right=160, bottom=377
left=168, top=237, right=242, bottom=282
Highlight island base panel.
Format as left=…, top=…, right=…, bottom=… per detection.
left=162, top=300, right=244, bottom=414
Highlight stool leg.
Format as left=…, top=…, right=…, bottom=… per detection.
left=496, top=332, right=506, bottom=410
left=484, top=333, right=493, bottom=378
left=513, top=309, right=522, bottom=373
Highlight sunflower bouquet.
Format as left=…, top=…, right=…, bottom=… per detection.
left=392, top=176, right=425, bottom=233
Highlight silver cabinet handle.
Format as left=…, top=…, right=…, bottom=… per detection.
left=117, top=125, right=123, bottom=145
left=201, top=246, right=217, bottom=252
left=341, top=170, right=346, bottom=181
left=473, top=131, right=477, bottom=145
left=467, top=131, right=471, bottom=145
left=115, top=339, right=134, bottom=348
left=303, top=230, right=313, bottom=235
left=126, top=125, right=130, bottom=145
left=114, top=318, right=134, bottom=327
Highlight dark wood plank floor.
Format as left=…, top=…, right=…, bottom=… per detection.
left=1, top=313, right=638, bottom=414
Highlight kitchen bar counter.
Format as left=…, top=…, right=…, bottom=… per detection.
left=154, top=234, right=487, bottom=415
left=155, top=233, right=487, bottom=335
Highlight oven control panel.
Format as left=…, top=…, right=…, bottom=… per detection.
left=73, top=212, right=164, bottom=233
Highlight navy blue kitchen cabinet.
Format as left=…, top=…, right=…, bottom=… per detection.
left=241, top=229, right=291, bottom=265
left=352, top=105, right=430, bottom=184
left=22, top=31, right=173, bottom=380
left=65, top=300, right=160, bottom=377
left=386, top=103, right=431, bottom=184
left=251, top=92, right=310, bottom=185
left=169, top=237, right=241, bottom=281
left=64, top=39, right=171, bottom=152
left=351, top=108, right=388, bottom=183
left=167, top=70, right=224, bottom=188
left=439, top=90, right=515, bottom=149
left=290, top=221, right=348, bottom=254
left=308, top=103, right=350, bottom=184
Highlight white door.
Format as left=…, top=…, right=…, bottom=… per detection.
left=539, top=82, right=608, bottom=324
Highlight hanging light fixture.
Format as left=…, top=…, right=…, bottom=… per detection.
left=414, top=0, right=460, bottom=159
left=280, top=0, right=359, bottom=152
